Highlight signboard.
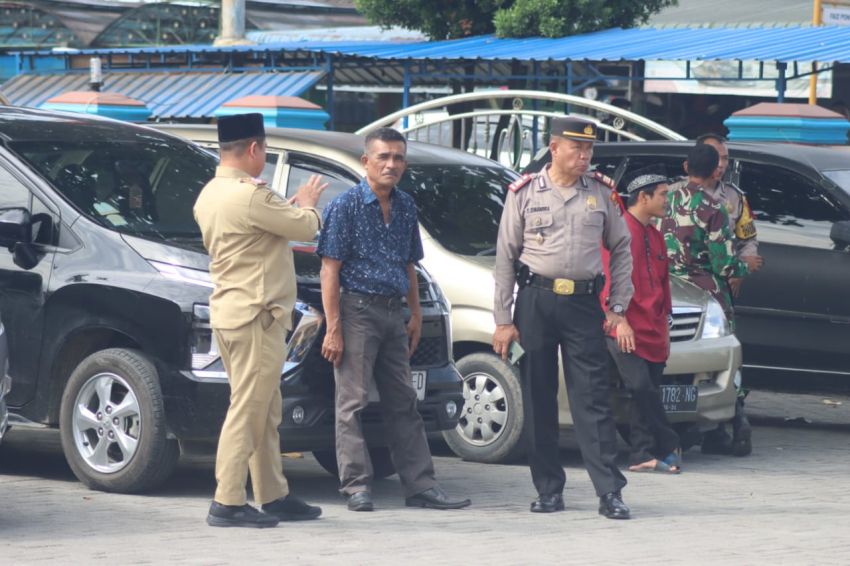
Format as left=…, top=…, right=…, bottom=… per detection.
left=645, top=60, right=832, bottom=99
left=823, top=6, right=850, bottom=26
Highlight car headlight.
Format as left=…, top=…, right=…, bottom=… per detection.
left=191, top=303, right=220, bottom=369
left=283, top=303, right=324, bottom=374
left=700, top=298, right=731, bottom=339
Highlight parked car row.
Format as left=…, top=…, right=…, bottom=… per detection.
left=527, top=141, right=850, bottom=391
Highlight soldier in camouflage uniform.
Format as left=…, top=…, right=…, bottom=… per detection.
left=660, top=143, right=754, bottom=457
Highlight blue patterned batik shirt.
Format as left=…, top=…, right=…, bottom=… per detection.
left=317, top=178, right=424, bottom=297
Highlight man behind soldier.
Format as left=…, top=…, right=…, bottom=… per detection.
left=493, top=116, right=635, bottom=520
left=668, top=135, right=763, bottom=456
left=194, top=113, right=326, bottom=528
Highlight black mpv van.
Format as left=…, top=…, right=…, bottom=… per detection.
left=0, top=106, right=461, bottom=493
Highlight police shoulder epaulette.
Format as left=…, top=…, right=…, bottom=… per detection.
left=508, top=174, right=534, bottom=192
left=240, top=177, right=268, bottom=187
left=592, top=171, right=616, bottom=190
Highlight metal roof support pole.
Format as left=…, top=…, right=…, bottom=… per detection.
left=776, top=62, right=787, bottom=103
left=325, top=54, right=335, bottom=131
left=565, top=61, right=573, bottom=114
left=532, top=60, right=540, bottom=155
left=402, top=61, right=411, bottom=129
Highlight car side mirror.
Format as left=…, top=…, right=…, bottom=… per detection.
left=0, top=207, right=31, bottom=249
left=830, top=220, right=850, bottom=250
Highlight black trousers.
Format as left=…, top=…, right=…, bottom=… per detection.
left=605, top=339, right=680, bottom=465
left=515, top=285, right=626, bottom=498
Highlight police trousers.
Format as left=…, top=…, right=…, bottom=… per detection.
left=515, top=286, right=627, bottom=498
left=605, top=339, right=679, bottom=465
left=334, top=292, right=437, bottom=497
left=213, top=310, right=289, bottom=506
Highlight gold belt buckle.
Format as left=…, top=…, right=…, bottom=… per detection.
left=553, top=278, right=575, bottom=295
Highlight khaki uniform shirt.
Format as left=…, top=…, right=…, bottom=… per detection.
left=494, top=165, right=634, bottom=325
left=194, top=166, right=321, bottom=330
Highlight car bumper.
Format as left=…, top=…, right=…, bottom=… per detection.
left=164, top=363, right=463, bottom=451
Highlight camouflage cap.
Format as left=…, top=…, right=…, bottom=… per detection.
left=550, top=116, right=598, bottom=142
left=626, top=173, right=668, bottom=193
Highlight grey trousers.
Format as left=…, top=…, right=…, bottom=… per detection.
left=334, top=291, right=437, bottom=497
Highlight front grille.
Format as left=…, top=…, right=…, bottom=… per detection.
left=670, top=308, right=702, bottom=342
left=411, top=336, right=447, bottom=367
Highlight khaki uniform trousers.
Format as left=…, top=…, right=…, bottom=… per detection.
left=213, top=310, right=289, bottom=506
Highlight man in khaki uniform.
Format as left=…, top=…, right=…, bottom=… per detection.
left=194, top=113, right=326, bottom=528
left=492, top=116, right=635, bottom=520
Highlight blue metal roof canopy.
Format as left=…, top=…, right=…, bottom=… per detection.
left=6, top=25, right=850, bottom=119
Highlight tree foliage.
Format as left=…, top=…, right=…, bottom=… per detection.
left=354, top=0, right=677, bottom=40
left=494, top=0, right=678, bottom=38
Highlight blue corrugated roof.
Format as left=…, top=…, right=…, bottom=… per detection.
left=11, top=26, right=850, bottom=64
left=1, top=70, right=325, bottom=119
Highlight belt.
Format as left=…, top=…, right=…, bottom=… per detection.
left=341, top=288, right=403, bottom=308
left=528, top=274, right=600, bottom=296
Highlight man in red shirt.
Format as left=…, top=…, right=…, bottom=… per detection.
left=605, top=172, right=681, bottom=474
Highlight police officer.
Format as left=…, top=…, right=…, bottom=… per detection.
left=493, top=116, right=635, bottom=520
left=194, top=113, right=326, bottom=528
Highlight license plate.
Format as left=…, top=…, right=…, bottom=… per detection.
left=367, top=371, right=427, bottom=402
left=661, top=384, right=698, bottom=413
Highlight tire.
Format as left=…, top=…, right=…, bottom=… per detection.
left=312, top=446, right=396, bottom=480
left=442, top=352, right=527, bottom=463
left=59, top=348, right=179, bottom=493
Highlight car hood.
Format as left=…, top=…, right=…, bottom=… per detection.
left=122, top=235, right=209, bottom=271
left=670, top=276, right=708, bottom=309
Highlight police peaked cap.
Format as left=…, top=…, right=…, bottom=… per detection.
left=550, top=116, right=598, bottom=142
left=217, top=113, right=265, bottom=143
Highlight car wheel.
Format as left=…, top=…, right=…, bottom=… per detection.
left=59, top=348, right=179, bottom=493
left=442, top=353, right=527, bottom=463
left=312, top=447, right=396, bottom=480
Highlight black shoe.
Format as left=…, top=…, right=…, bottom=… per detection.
left=598, top=492, right=631, bottom=520
left=701, top=426, right=733, bottom=455
left=530, top=494, right=565, bottom=513
left=731, top=427, right=752, bottom=457
left=206, top=501, right=279, bottom=528
left=347, top=491, right=374, bottom=512
left=262, top=494, right=322, bottom=521
left=405, top=486, right=471, bottom=510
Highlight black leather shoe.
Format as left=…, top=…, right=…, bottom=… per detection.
left=731, top=428, right=752, bottom=457
left=701, top=426, right=733, bottom=455
left=530, top=494, right=565, bottom=513
left=598, top=492, right=631, bottom=520
left=206, top=501, right=279, bottom=528
left=405, top=486, right=471, bottom=510
left=262, top=494, right=322, bottom=521
left=347, top=491, right=374, bottom=512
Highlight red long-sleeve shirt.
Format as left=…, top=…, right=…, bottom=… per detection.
left=602, top=212, right=672, bottom=363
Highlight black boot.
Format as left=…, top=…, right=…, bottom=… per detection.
left=730, top=396, right=752, bottom=457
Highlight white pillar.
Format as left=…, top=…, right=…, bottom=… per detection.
left=215, top=0, right=253, bottom=46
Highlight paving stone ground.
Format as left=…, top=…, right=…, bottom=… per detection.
left=1, top=390, right=849, bottom=565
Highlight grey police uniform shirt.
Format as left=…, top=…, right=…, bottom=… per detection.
left=670, top=178, right=759, bottom=259
left=494, top=165, right=634, bottom=326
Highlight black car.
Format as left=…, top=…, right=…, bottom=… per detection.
left=527, top=141, right=850, bottom=390
left=0, top=106, right=462, bottom=493
left=0, top=308, right=9, bottom=444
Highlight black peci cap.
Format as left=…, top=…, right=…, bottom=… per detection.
left=626, top=173, right=668, bottom=194
left=217, top=113, right=265, bottom=143
left=550, top=116, right=598, bottom=142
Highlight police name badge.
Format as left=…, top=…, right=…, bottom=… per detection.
left=586, top=195, right=597, bottom=210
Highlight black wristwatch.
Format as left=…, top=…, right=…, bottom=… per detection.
left=611, top=304, right=625, bottom=315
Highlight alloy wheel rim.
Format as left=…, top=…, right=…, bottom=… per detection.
left=71, top=372, right=141, bottom=473
left=455, top=371, right=509, bottom=447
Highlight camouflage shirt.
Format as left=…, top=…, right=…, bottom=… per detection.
left=659, top=181, right=748, bottom=312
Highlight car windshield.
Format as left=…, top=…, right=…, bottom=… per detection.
left=822, top=170, right=850, bottom=196
left=10, top=137, right=216, bottom=241
left=400, top=164, right=517, bottom=256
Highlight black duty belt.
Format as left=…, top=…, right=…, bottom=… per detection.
left=528, top=274, right=600, bottom=296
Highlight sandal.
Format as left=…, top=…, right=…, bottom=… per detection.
left=628, top=459, right=681, bottom=474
